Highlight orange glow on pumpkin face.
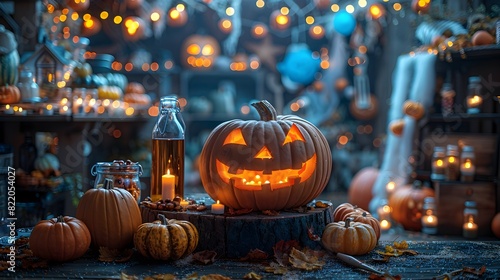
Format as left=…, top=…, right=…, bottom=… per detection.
left=215, top=125, right=317, bottom=191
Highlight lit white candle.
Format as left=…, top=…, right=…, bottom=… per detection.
left=460, top=160, right=475, bottom=176
left=211, top=200, right=225, bottom=214
left=422, top=214, right=438, bottom=227
left=180, top=199, right=189, bottom=208
left=161, top=170, right=176, bottom=201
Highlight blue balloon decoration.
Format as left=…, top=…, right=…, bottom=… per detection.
left=277, top=45, right=320, bottom=86
left=333, top=11, right=356, bottom=36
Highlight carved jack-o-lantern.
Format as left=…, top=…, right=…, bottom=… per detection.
left=199, top=100, right=332, bottom=211
left=181, top=34, right=220, bottom=70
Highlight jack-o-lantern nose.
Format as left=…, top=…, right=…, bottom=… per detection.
left=254, top=146, right=272, bottom=159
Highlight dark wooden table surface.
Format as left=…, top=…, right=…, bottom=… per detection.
left=2, top=240, right=499, bottom=279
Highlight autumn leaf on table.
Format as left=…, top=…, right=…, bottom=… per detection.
left=307, top=226, right=321, bottom=241
left=289, top=247, right=325, bottom=271
left=264, top=262, right=288, bottom=275
left=376, top=240, right=417, bottom=258
left=199, top=274, right=231, bottom=280
left=243, top=271, right=263, bottom=279
left=273, top=240, right=301, bottom=266
left=240, top=249, right=269, bottom=262
left=192, top=250, right=217, bottom=265
left=315, top=201, right=330, bottom=208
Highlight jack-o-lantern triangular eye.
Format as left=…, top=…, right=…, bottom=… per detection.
left=255, top=146, right=272, bottom=159
left=283, top=124, right=305, bottom=145
left=223, top=128, right=247, bottom=146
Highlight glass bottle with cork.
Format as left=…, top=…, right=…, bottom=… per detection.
left=151, top=96, right=185, bottom=202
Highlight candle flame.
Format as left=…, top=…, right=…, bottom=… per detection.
left=448, top=156, right=455, bottom=163
left=436, top=159, right=443, bottom=166
left=217, top=200, right=220, bottom=204
left=464, top=161, right=471, bottom=169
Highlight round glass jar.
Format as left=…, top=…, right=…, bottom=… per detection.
left=91, top=159, right=143, bottom=202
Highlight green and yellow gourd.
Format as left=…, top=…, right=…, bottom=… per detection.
left=0, top=25, right=20, bottom=86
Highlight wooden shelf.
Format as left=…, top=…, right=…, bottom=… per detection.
left=0, top=114, right=151, bottom=123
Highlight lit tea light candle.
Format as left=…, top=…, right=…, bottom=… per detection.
left=180, top=199, right=189, bottom=208
left=466, top=94, right=482, bottom=114
left=4, top=104, right=14, bottom=115
left=421, top=214, right=438, bottom=234
left=380, top=219, right=391, bottom=231
left=211, top=200, right=225, bottom=214
left=463, top=220, right=478, bottom=239
left=161, top=169, right=176, bottom=201
left=14, top=106, right=26, bottom=116
left=73, top=97, right=84, bottom=114
left=43, top=104, right=54, bottom=115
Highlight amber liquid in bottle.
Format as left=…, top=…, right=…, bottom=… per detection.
left=151, top=138, right=185, bottom=202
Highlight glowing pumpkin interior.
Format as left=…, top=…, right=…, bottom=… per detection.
left=215, top=124, right=317, bottom=191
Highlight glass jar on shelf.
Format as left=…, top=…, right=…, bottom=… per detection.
left=445, top=144, right=459, bottom=181
left=463, top=200, right=478, bottom=239
left=466, top=76, right=482, bottom=114
left=421, top=197, right=438, bottom=234
left=91, top=159, right=143, bottom=203
left=431, top=146, right=446, bottom=180
left=460, top=145, right=475, bottom=182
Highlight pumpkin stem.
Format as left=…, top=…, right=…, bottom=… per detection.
left=157, top=214, right=168, bottom=225
left=56, top=215, right=65, bottom=223
left=103, top=178, right=114, bottom=189
left=344, top=217, right=353, bottom=228
left=251, top=100, right=277, bottom=121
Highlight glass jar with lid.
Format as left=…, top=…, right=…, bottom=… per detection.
left=460, top=145, right=475, bottom=182
left=463, top=200, right=478, bottom=239
left=91, top=159, right=143, bottom=203
left=431, top=146, right=446, bottom=180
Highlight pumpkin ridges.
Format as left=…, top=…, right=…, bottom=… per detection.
left=168, top=222, right=188, bottom=259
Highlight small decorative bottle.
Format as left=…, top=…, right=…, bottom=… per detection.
left=460, top=146, right=475, bottom=182
left=421, top=197, right=438, bottom=234
left=17, top=68, right=40, bottom=103
left=463, top=201, right=478, bottom=239
left=431, top=146, right=446, bottom=181
left=151, top=96, right=185, bottom=202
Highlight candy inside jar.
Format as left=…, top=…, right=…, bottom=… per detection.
left=91, top=159, right=143, bottom=203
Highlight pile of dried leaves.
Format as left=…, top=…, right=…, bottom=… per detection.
left=264, top=240, right=325, bottom=275
left=374, top=240, right=418, bottom=262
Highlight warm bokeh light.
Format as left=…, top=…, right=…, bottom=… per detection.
left=83, top=13, right=91, bottom=21
left=346, top=4, right=355, bottom=13
left=309, top=25, right=325, bottom=39
left=252, top=24, right=268, bottom=38
left=226, top=7, right=235, bottom=16
left=100, top=11, right=109, bottom=20
left=150, top=11, right=161, bottom=22
left=393, top=2, right=402, bottom=11
left=331, top=4, right=340, bottom=12
left=369, top=3, right=385, bottom=20
left=256, top=0, right=265, bottom=8
left=306, top=16, right=315, bottom=25
left=338, top=135, right=348, bottom=145
left=219, top=19, right=233, bottom=33
left=148, top=105, right=159, bottom=117
left=114, top=15, right=123, bottom=24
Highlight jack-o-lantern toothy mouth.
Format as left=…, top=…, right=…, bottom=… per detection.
left=215, top=154, right=317, bottom=191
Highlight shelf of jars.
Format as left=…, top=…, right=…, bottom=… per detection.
left=0, top=101, right=154, bottom=122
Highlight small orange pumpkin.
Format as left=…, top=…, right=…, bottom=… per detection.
left=389, top=119, right=405, bottom=136
left=322, top=218, right=377, bottom=255
left=29, top=216, right=91, bottom=262
left=76, top=179, right=142, bottom=250
left=333, top=202, right=367, bottom=222
left=388, top=180, right=435, bottom=231
left=403, top=100, right=425, bottom=120
left=345, top=211, right=381, bottom=240
left=492, top=212, right=500, bottom=239
left=0, top=84, right=20, bottom=104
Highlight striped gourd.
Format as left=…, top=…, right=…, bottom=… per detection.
left=0, top=50, right=20, bottom=86
left=134, top=214, right=199, bottom=261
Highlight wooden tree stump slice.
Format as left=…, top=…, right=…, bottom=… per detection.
left=141, top=203, right=334, bottom=259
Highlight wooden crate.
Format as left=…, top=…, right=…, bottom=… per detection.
left=434, top=181, right=496, bottom=236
